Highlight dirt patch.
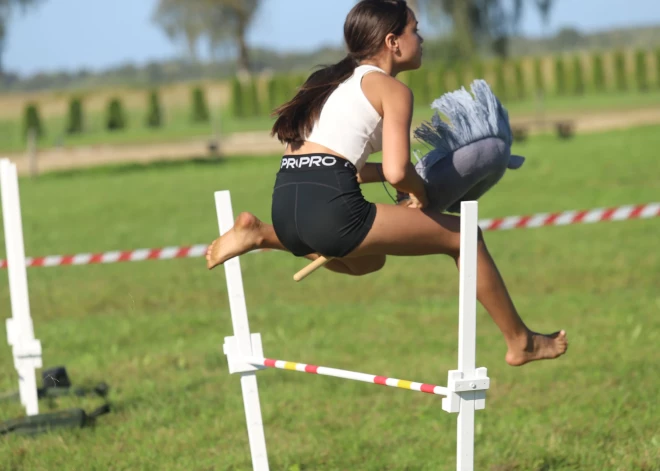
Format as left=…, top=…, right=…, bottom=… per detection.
left=7, top=131, right=283, bottom=176
left=5, top=107, right=660, bottom=177
left=511, top=107, right=660, bottom=134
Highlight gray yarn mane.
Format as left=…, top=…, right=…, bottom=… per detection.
left=413, top=79, right=514, bottom=179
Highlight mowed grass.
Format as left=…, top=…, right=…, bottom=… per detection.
left=0, top=125, right=659, bottom=470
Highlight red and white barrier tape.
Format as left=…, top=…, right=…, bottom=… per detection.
left=2, top=202, right=658, bottom=269
left=478, top=202, right=660, bottom=231
left=1, top=245, right=211, bottom=269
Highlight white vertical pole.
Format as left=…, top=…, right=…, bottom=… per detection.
left=457, top=201, right=478, bottom=471
left=1, top=158, right=41, bottom=417
left=214, top=191, right=269, bottom=471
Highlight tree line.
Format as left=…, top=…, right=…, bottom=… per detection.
left=2, top=0, right=555, bottom=82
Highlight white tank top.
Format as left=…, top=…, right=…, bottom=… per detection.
left=305, top=65, right=385, bottom=171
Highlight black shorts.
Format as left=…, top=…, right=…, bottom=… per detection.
left=271, top=154, right=377, bottom=258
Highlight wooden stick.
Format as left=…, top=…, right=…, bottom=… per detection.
left=293, top=256, right=334, bottom=282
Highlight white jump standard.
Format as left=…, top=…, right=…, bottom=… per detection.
left=215, top=190, right=490, bottom=471
left=1, top=158, right=43, bottom=417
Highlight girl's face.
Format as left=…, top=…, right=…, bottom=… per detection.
left=395, top=11, right=424, bottom=70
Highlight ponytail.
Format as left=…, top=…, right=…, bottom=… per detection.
left=270, top=0, right=411, bottom=144
left=270, top=55, right=358, bottom=144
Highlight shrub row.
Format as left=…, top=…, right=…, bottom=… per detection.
left=22, top=86, right=213, bottom=139
left=21, top=48, right=660, bottom=140
left=228, top=48, right=660, bottom=116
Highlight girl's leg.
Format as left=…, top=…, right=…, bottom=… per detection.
left=206, top=206, right=567, bottom=366
left=206, top=212, right=386, bottom=276
left=348, top=203, right=567, bottom=366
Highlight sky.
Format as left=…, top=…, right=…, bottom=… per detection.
left=4, top=0, right=660, bottom=77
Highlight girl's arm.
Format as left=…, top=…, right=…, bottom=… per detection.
left=356, top=163, right=385, bottom=184
left=379, top=80, right=428, bottom=204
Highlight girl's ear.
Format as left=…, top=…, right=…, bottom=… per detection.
left=384, top=32, right=399, bottom=52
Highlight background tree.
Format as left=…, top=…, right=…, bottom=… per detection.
left=0, top=0, right=46, bottom=76
left=153, top=0, right=260, bottom=76
left=535, top=0, right=553, bottom=36
left=406, top=0, right=556, bottom=59
left=407, top=0, right=420, bottom=15
left=152, top=0, right=207, bottom=61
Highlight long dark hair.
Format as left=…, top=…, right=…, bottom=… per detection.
left=271, top=0, right=411, bottom=144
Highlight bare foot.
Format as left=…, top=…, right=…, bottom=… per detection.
left=206, top=212, right=263, bottom=270
left=505, top=330, right=568, bottom=367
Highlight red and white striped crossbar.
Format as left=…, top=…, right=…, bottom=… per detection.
left=2, top=202, right=658, bottom=270
left=246, top=356, right=452, bottom=396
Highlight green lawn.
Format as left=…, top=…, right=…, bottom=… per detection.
left=5, top=88, right=660, bottom=154
left=0, top=125, right=659, bottom=470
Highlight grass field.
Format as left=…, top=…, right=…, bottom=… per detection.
left=0, top=125, right=659, bottom=470
left=4, top=89, right=660, bottom=154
